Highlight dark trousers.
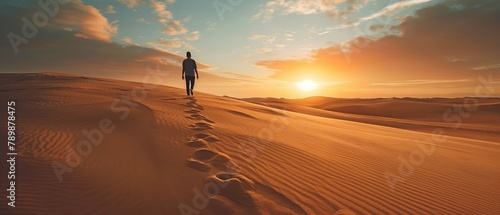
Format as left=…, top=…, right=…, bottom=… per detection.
left=185, top=75, right=195, bottom=95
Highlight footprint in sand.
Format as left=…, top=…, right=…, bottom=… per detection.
left=192, top=148, right=218, bottom=161
left=186, top=148, right=232, bottom=172
left=187, top=103, right=204, bottom=110
left=206, top=174, right=308, bottom=214
left=185, top=99, right=204, bottom=110
left=193, top=133, right=220, bottom=142
left=187, top=114, right=215, bottom=123
left=186, top=139, right=208, bottom=148
left=206, top=173, right=256, bottom=206
left=190, top=122, right=214, bottom=131
left=186, top=133, right=220, bottom=148
left=184, top=109, right=201, bottom=114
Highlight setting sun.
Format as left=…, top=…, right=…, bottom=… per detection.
left=297, top=80, right=318, bottom=91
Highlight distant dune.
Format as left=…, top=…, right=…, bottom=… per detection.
left=240, top=96, right=500, bottom=142
left=1, top=73, right=499, bottom=214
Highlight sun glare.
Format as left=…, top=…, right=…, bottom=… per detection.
left=297, top=80, right=318, bottom=92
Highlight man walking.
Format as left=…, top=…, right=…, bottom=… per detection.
left=182, top=51, right=199, bottom=96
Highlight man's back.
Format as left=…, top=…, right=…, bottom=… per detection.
left=183, top=58, right=197, bottom=76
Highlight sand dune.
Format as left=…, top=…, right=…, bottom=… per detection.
left=241, top=97, right=500, bottom=143
left=1, top=73, right=499, bottom=214
left=243, top=96, right=500, bottom=124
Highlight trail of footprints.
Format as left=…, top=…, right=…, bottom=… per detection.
left=183, top=97, right=226, bottom=171
left=182, top=97, right=259, bottom=210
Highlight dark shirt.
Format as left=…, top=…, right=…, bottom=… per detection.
left=183, top=58, right=197, bottom=76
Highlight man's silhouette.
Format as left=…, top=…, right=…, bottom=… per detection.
left=182, top=51, right=199, bottom=96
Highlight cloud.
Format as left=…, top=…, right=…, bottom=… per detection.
left=162, top=20, right=188, bottom=35
left=123, top=37, right=133, bottom=44
left=206, top=22, right=217, bottom=31
left=106, top=5, right=116, bottom=14
left=255, top=48, right=273, bottom=54
left=284, top=33, right=294, bottom=41
left=248, top=34, right=266, bottom=41
left=43, top=1, right=119, bottom=42
left=222, top=72, right=268, bottom=83
left=473, top=64, right=500, bottom=71
left=359, top=0, right=432, bottom=22
left=155, top=38, right=183, bottom=48
left=248, top=34, right=276, bottom=44
left=147, top=37, right=198, bottom=52
left=151, top=0, right=173, bottom=23
left=185, top=31, right=200, bottom=41
left=148, top=0, right=189, bottom=37
left=253, top=0, right=368, bottom=22
left=245, top=33, right=292, bottom=58
left=255, top=0, right=500, bottom=90
left=136, top=17, right=150, bottom=24
left=138, top=0, right=189, bottom=37
left=370, top=79, right=470, bottom=86
left=117, top=0, right=145, bottom=8
left=143, top=0, right=191, bottom=43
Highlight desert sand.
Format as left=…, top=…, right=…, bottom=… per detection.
left=0, top=73, right=499, bottom=215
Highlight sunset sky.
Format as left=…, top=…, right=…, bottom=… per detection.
left=1, top=0, right=499, bottom=98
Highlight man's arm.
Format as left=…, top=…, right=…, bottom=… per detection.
left=194, top=61, right=199, bottom=79
left=181, top=60, right=185, bottom=80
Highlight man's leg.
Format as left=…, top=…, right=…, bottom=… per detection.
left=190, top=76, right=195, bottom=95
left=185, top=77, right=190, bottom=96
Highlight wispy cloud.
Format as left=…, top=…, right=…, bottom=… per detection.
left=186, top=31, right=200, bottom=41
left=252, top=0, right=368, bottom=22
left=206, top=22, right=217, bottom=31
left=255, top=48, right=273, bottom=54
left=147, top=37, right=196, bottom=50
left=144, top=0, right=190, bottom=38
left=106, top=5, right=116, bottom=14
left=359, top=0, right=432, bottom=22
left=117, top=0, right=145, bottom=8
left=156, top=38, right=183, bottom=48
left=370, top=79, right=470, bottom=86
left=151, top=0, right=173, bottom=23
left=473, top=63, right=500, bottom=71
left=248, top=34, right=266, bottom=41
left=136, top=17, right=150, bottom=24
left=248, top=34, right=276, bottom=44
left=117, top=0, right=186, bottom=37
left=122, top=37, right=133, bottom=44
left=162, top=20, right=188, bottom=35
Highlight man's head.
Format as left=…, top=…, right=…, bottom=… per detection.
left=186, top=51, right=191, bottom=58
